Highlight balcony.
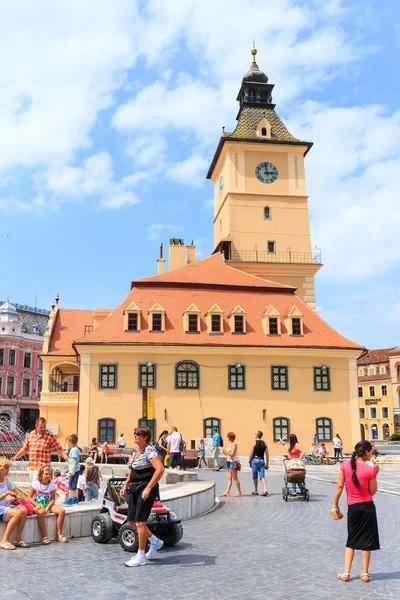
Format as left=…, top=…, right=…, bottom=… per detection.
left=227, top=249, right=322, bottom=264
left=39, top=392, right=78, bottom=406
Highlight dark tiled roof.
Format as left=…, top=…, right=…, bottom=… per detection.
left=207, top=108, right=312, bottom=179
left=357, top=348, right=394, bottom=365
left=17, top=310, right=49, bottom=336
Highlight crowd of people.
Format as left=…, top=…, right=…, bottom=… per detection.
left=0, top=417, right=382, bottom=583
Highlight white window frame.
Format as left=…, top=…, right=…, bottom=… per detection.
left=369, top=367, right=374, bottom=375
left=368, top=385, right=375, bottom=397
left=359, top=407, right=365, bottom=419
left=358, top=386, right=363, bottom=398
left=381, top=384, right=388, bottom=397
left=370, top=406, right=377, bottom=419
left=381, top=405, right=389, bottom=419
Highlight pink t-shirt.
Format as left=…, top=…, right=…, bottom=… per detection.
left=340, top=460, right=377, bottom=505
left=167, top=432, right=184, bottom=453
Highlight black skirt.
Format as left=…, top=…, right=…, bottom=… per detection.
left=346, top=501, right=380, bottom=551
left=127, top=482, right=159, bottom=523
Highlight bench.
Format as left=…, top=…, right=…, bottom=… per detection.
left=182, top=449, right=198, bottom=468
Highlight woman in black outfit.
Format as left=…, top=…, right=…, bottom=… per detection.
left=155, top=430, right=169, bottom=464
left=121, top=426, right=164, bottom=568
left=249, top=430, right=269, bottom=496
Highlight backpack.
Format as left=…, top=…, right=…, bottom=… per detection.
left=218, top=434, right=223, bottom=447
left=179, top=435, right=186, bottom=452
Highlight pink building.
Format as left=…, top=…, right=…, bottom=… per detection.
left=0, top=299, right=50, bottom=431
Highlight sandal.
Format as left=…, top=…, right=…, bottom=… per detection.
left=337, top=573, right=350, bottom=581
left=58, top=535, right=68, bottom=543
left=15, top=541, right=29, bottom=548
left=251, top=492, right=258, bottom=495
left=42, top=537, right=50, bottom=545
left=262, top=491, right=269, bottom=496
left=0, top=542, right=16, bottom=550
left=360, top=573, right=370, bottom=582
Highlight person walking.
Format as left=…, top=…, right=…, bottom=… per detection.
left=333, top=440, right=380, bottom=583
left=333, top=433, right=343, bottom=459
left=211, top=427, right=223, bottom=471
left=117, top=433, right=126, bottom=449
left=120, top=426, right=164, bottom=567
left=281, top=434, right=304, bottom=459
left=221, top=432, right=242, bottom=497
left=155, top=430, right=169, bottom=464
left=10, top=417, right=69, bottom=481
left=85, top=457, right=100, bottom=501
left=249, top=431, right=269, bottom=496
left=195, top=439, right=207, bottom=469
left=167, top=427, right=184, bottom=470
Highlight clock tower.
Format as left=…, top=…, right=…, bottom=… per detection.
left=207, top=47, right=321, bottom=310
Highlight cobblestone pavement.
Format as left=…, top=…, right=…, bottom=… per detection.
left=3, top=470, right=400, bottom=600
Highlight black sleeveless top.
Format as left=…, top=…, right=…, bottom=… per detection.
left=253, top=439, right=266, bottom=459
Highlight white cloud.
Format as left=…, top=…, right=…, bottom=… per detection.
left=166, top=154, right=209, bottom=187
left=100, top=191, right=139, bottom=210
left=286, top=103, right=400, bottom=281
left=146, top=223, right=182, bottom=241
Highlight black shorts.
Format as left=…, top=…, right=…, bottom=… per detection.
left=127, top=483, right=159, bottom=523
left=169, top=452, right=181, bottom=468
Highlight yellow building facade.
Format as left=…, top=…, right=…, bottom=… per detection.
left=357, top=349, right=395, bottom=441
left=40, top=49, right=365, bottom=454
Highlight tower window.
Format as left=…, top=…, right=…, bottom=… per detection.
left=261, top=127, right=267, bottom=136
left=267, top=241, right=275, bottom=253
left=264, top=206, right=270, bottom=220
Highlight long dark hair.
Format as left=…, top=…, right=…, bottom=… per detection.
left=288, top=434, right=298, bottom=453
left=351, top=440, right=372, bottom=487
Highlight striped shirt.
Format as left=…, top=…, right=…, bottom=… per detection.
left=21, top=429, right=63, bottom=470
left=128, top=445, right=158, bottom=471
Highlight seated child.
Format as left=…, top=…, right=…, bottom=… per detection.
left=28, top=466, right=68, bottom=544
left=317, top=443, right=329, bottom=462
left=101, top=442, right=111, bottom=464
left=77, top=465, right=86, bottom=503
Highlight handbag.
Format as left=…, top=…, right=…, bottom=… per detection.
left=13, top=497, right=33, bottom=516
left=233, top=460, right=241, bottom=471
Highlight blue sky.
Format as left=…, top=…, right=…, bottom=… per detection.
left=1, top=0, right=399, bottom=349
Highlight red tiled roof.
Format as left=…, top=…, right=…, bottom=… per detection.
left=357, top=348, right=394, bottom=366
left=75, top=286, right=363, bottom=351
left=358, top=374, right=391, bottom=382
left=48, top=309, right=94, bottom=355
left=132, top=253, right=294, bottom=291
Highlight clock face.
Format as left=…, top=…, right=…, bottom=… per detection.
left=255, top=162, right=279, bottom=184
left=219, top=176, right=224, bottom=197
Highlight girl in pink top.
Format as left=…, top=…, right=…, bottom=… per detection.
left=333, top=440, right=380, bottom=583
left=281, top=434, right=303, bottom=459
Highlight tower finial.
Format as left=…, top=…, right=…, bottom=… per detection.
left=251, top=40, right=257, bottom=60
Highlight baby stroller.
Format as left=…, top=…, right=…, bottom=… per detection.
left=282, top=458, right=309, bottom=501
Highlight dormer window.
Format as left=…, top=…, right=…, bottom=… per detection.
left=183, top=304, right=200, bottom=333
left=261, top=306, right=281, bottom=336
left=211, top=315, right=221, bottom=332
left=261, top=127, right=267, bottom=136
left=206, top=304, right=223, bottom=334
left=234, top=315, right=244, bottom=333
left=124, top=302, right=141, bottom=332
left=149, top=303, right=166, bottom=332
left=292, top=318, right=301, bottom=335
left=128, top=313, right=138, bottom=331
left=33, top=325, right=40, bottom=334
left=152, top=314, right=162, bottom=331
left=256, top=118, right=272, bottom=138
left=188, top=314, right=198, bottom=332
left=229, top=306, right=246, bottom=334
left=285, top=306, right=304, bottom=336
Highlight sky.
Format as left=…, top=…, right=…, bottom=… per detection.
left=1, top=0, right=399, bottom=350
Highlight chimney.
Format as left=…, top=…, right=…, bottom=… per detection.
left=186, top=241, right=196, bottom=265
left=157, top=243, right=165, bottom=275
left=169, top=238, right=185, bottom=271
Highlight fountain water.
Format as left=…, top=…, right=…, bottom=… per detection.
left=0, top=416, right=28, bottom=460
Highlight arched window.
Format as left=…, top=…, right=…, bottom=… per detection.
left=397, top=364, right=400, bottom=378
left=273, top=417, right=290, bottom=442
left=264, top=206, right=270, bottom=220
left=175, top=361, right=200, bottom=389
left=316, top=417, right=332, bottom=441
left=98, top=417, right=116, bottom=443
left=261, top=127, right=267, bottom=136
left=204, top=417, right=221, bottom=439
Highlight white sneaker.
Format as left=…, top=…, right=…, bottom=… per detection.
left=125, top=554, right=147, bottom=567
left=146, top=538, right=164, bottom=559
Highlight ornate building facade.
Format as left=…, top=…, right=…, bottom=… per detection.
left=0, top=299, right=49, bottom=431
left=40, top=49, right=365, bottom=452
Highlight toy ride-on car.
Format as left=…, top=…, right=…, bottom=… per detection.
left=91, top=477, right=183, bottom=552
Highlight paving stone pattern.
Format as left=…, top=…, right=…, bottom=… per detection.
left=3, top=470, right=400, bottom=600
